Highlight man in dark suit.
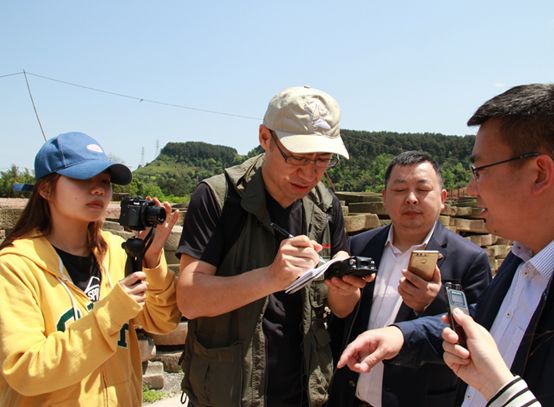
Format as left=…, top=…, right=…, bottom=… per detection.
left=338, top=84, right=554, bottom=406
left=328, top=151, right=491, bottom=407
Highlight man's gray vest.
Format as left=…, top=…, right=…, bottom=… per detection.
left=181, top=155, right=336, bottom=407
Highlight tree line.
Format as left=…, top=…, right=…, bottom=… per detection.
left=1, top=131, right=475, bottom=201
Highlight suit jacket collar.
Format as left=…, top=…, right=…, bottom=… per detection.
left=476, top=253, right=523, bottom=330
left=357, top=221, right=448, bottom=264
left=353, top=221, right=448, bottom=334
left=474, top=251, right=554, bottom=375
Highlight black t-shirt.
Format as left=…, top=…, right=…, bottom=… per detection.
left=177, top=181, right=348, bottom=406
left=55, top=247, right=102, bottom=302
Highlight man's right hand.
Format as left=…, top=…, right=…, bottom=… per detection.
left=337, top=326, right=404, bottom=373
left=177, top=236, right=322, bottom=319
left=267, top=235, right=322, bottom=291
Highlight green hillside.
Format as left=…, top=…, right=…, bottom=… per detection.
left=334, top=130, right=475, bottom=191
left=121, top=130, right=475, bottom=202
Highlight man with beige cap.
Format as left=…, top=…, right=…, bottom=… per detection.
left=176, top=86, right=366, bottom=407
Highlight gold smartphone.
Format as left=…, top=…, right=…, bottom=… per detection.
left=408, top=250, right=440, bottom=281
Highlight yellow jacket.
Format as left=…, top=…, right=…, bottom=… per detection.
left=0, top=230, right=181, bottom=406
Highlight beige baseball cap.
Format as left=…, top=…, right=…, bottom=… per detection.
left=263, top=85, right=349, bottom=159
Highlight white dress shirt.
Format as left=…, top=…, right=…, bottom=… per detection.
left=462, top=240, right=554, bottom=407
left=356, top=225, right=436, bottom=406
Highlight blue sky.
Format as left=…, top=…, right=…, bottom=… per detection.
left=1, top=1, right=553, bottom=172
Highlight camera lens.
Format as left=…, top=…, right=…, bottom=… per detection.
left=144, top=204, right=166, bottom=227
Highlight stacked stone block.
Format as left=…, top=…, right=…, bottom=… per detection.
left=335, top=191, right=510, bottom=274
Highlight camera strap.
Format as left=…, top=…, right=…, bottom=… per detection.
left=143, top=227, right=156, bottom=254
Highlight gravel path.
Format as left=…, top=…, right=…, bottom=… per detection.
left=160, top=371, right=184, bottom=398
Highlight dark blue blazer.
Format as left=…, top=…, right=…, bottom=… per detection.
left=328, top=222, right=492, bottom=407
left=394, top=251, right=554, bottom=406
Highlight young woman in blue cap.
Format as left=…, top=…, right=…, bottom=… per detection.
left=0, top=132, right=181, bottom=406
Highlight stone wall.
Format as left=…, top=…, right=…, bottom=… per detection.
left=0, top=200, right=183, bottom=273
left=0, top=194, right=509, bottom=274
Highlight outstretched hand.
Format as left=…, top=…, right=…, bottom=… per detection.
left=337, top=326, right=404, bottom=373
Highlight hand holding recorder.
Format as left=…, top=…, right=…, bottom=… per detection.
left=441, top=307, right=515, bottom=402
left=444, top=281, right=469, bottom=346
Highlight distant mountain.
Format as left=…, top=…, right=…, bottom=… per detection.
left=130, top=130, right=475, bottom=198
left=132, top=141, right=246, bottom=198
left=334, top=130, right=475, bottom=191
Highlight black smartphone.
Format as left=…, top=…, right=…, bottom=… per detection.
left=444, top=281, right=469, bottom=346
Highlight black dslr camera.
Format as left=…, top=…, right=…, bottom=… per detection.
left=118, top=197, right=166, bottom=230
left=324, top=256, right=377, bottom=279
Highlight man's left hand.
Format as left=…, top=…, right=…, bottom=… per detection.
left=324, top=251, right=368, bottom=295
left=325, top=273, right=371, bottom=296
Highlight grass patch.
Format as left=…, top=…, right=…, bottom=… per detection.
left=143, top=386, right=165, bottom=403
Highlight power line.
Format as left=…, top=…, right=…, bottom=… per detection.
left=0, top=71, right=23, bottom=79
left=1, top=70, right=262, bottom=121
left=2, top=70, right=389, bottom=148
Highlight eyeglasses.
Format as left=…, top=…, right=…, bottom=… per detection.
left=270, top=132, right=339, bottom=169
left=470, top=151, right=540, bottom=179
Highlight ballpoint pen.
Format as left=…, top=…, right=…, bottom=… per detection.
left=269, top=222, right=327, bottom=263
left=269, top=222, right=294, bottom=238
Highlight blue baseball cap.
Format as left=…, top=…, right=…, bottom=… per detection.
left=34, top=132, right=132, bottom=185
left=13, top=132, right=132, bottom=193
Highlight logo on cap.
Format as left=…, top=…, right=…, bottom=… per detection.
left=305, top=100, right=331, bottom=132
left=86, top=144, right=104, bottom=153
